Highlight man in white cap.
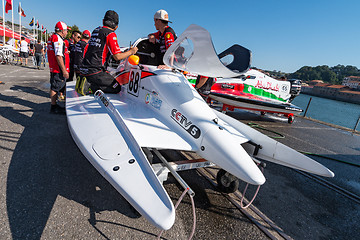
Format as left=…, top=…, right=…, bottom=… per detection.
left=148, top=9, right=177, bottom=68
left=47, top=21, right=70, bottom=114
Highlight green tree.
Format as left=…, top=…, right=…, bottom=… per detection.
left=288, top=65, right=360, bottom=84
left=65, top=25, right=80, bottom=39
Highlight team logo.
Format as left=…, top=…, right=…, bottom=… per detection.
left=165, top=33, right=171, bottom=39
left=221, top=84, right=235, bottom=89
left=171, top=109, right=201, bottom=139
left=145, top=93, right=162, bottom=109
left=145, top=94, right=150, bottom=104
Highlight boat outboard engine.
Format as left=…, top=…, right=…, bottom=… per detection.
left=288, top=79, right=302, bottom=102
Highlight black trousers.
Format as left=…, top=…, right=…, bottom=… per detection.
left=67, top=65, right=75, bottom=82
left=86, top=71, right=121, bottom=94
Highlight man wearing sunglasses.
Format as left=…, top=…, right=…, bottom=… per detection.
left=65, top=30, right=82, bottom=82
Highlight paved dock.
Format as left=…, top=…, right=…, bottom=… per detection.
left=0, top=64, right=359, bottom=239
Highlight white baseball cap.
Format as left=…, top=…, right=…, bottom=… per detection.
left=154, top=9, right=172, bottom=23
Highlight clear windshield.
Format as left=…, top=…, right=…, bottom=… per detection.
left=164, top=24, right=251, bottom=78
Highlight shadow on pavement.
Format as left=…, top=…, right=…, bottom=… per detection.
left=4, top=86, right=142, bottom=239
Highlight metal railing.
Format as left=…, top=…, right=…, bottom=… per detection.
left=300, top=96, right=360, bottom=132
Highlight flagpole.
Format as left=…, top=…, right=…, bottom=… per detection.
left=2, top=0, right=5, bottom=45
left=33, top=16, right=35, bottom=41
left=18, top=2, right=21, bottom=40
left=11, top=0, right=13, bottom=40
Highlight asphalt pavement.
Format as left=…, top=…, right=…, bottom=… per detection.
left=0, top=64, right=359, bottom=239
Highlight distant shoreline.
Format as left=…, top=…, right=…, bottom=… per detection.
left=301, top=86, right=360, bottom=105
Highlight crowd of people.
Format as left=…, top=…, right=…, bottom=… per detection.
left=7, top=36, right=46, bottom=68
left=48, top=9, right=179, bottom=114
left=6, top=9, right=212, bottom=115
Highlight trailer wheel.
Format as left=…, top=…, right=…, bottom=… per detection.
left=288, top=115, right=294, bottom=124
left=217, top=169, right=239, bottom=193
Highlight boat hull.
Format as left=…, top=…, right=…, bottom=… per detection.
left=66, top=81, right=175, bottom=230
left=210, top=92, right=303, bottom=115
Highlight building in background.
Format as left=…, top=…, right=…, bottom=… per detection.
left=342, top=76, right=360, bottom=90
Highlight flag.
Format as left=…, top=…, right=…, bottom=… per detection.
left=18, top=3, right=26, bottom=17
left=36, top=20, right=39, bottom=28
left=41, top=25, right=43, bottom=30
left=43, top=28, right=46, bottom=34
left=29, top=17, right=34, bottom=26
left=5, top=0, right=12, bottom=14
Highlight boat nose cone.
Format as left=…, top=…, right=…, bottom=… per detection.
left=247, top=167, right=266, bottom=185
left=324, top=169, right=335, bottom=178
left=154, top=211, right=175, bottom=230
left=200, top=126, right=266, bottom=185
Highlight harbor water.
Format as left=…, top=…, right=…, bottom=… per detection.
left=292, top=94, right=360, bottom=131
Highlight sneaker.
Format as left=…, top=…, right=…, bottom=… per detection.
left=75, top=76, right=83, bottom=93
left=50, top=104, right=65, bottom=115
left=58, top=95, right=65, bottom=101
left=78, top=77, right=93, bottom=96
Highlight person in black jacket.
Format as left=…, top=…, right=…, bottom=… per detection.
left=73, top=30, right=91, bottom=78
left=65, top=30, right=81, bottom=81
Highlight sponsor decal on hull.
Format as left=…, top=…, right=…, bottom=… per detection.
left=94, top=91, right=109, bottom=107
left=145, top=93, right=162, bottom=109
left=221, top=84, right=235, bottom=89
left=255, top=80, right=280, bottom=92
left=171, top=109, right=201, bottom=139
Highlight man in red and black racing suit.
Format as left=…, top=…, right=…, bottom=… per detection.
left=78, top=10, right=137, bottom=95
left=148, top=9, right=177, bottom=68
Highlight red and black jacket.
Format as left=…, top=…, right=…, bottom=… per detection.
left=153, top=26, right=177, bottom=63
left=81, top=26, right=121, bottom=75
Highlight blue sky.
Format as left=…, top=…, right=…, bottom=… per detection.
left=6, top=0, right=360, bottom=73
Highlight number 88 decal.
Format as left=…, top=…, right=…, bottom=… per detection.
left=128, top=68, right=141, bottom=96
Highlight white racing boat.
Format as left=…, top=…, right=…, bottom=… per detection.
left=66, top=24, right=334, bottom=230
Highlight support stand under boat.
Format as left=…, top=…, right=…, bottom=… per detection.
left=152, top=149, right=195, bottom=197
left=150, top=149, right=197, bottom=239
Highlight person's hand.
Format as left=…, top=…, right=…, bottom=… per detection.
left=63, top=72, right=69, bottom=79
left=148, top=34, right=155, bottom=44
left=157, top=65, right=171, bottom=69
left=130, top=46, right=138, bottom=55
